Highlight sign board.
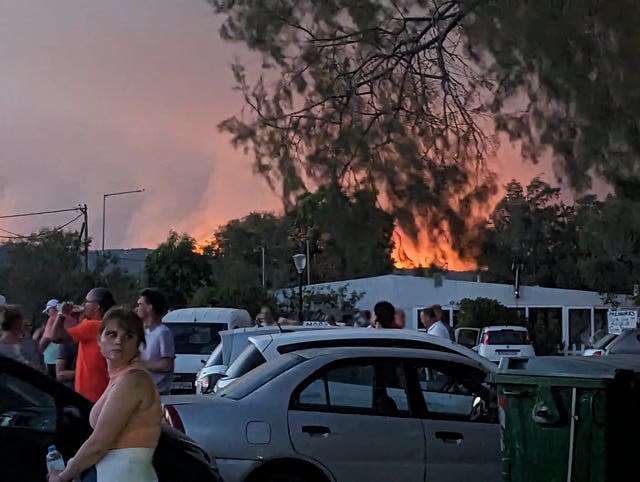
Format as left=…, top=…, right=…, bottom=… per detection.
left=607, top=309, right=639, bottom=335
left=303, top=321, right=330, bottom=327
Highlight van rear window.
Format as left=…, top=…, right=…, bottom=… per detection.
left=167, top=323, right=227, bottom=355
left=485, top=330, right=527, bottom=345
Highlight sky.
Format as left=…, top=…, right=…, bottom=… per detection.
left=0, top=0, right=279, bottom=249
left=0, top=1, right=606, bottom=266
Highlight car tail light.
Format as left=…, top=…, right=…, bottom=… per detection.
left=163, top=405, right=185, bottom=433
left=593, top=350, right=603, bottom=357
left=525, top=331, right=532, bottom=344
left=482, top=332, right=490, bottom=345
left=498, top=394, right=506, bottom=410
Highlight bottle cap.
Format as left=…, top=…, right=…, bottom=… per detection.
left=48, top=445, right=57, bottom=452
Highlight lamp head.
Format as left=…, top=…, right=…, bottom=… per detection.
left=292, top=253, right=307, bottom=273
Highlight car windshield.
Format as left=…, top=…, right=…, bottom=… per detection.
left=486, top=330, right=527, bottom=345
left=593, top=333, right=617, bottom=349
left=218, top=353, right=304, bottom=400
left=224, top=344, right=267, bottom=379
left=203, top=342, right=224, bottom=368
left=167, top=323, right=227, bottom=355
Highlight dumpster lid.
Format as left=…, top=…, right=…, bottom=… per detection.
left=493, top=354, right=640, bottom=380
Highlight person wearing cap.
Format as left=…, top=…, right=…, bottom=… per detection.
left=39, top=299, right=61, bottom=377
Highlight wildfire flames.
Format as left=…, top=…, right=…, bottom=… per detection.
left=391, top=228, right=477, bottom=271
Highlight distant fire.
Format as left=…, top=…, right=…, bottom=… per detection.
left=391, top=227, right=477, bottom=271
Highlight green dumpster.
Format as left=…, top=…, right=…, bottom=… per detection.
left=491, top=355, right=640, bottom=482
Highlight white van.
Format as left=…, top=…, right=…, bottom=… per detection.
left=162, top=307, right=253, bottom=393
left=456, top=325, right=536, bottom=363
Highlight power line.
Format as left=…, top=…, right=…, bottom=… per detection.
left=0, top=206, right=83, bottom=219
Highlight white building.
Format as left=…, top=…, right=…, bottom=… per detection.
left=302, top=274, right=635, bottom=354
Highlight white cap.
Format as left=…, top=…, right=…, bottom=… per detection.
left=42, top=299, right=60, bottom=314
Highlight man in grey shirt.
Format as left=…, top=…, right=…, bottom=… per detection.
left=136, top=288, right=175, bottom=394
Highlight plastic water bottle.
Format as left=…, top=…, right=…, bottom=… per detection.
left=46, top=445, right=66, bottom=474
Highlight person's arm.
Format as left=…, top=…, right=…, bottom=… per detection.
left=142, top=329, right=175, bottom=373
left=49, top=314, right=72, bottom=344
left=55, top=358, right=75, bottom=382
left=52, top=371, right=148, bottom=482
left=143, top=357, right=173, bottom=372
left=55, top=345, right=74, bottom=382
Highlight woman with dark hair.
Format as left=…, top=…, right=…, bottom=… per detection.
left=0, top=305, right=45, bottom=371
left=48, top=307, right=162, bottom=482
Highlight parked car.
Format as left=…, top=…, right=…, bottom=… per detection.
left=456, top=325, right=536, bottom=363
left=213, top=327, right=497, bottom=392
left=163, top=346, right=501, bottom=482
left=196, top=325, right=339, bottom=394
left=0, top=354, right=221, bottom=482
left=163, top=307, right=254, bottom=393
left=583, top=328, right=640, bottom=356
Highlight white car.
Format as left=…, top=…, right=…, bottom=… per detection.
left=457, top=325, right=536, bottom=363
left=163, top=307, right=254, bottom=393
left=195, top=325, right=338, bottom=394
left=163, top=346, right=501, bottom=482
left=213, top=328, right=497, bottom=392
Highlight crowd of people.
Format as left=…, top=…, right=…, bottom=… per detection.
left=253, top=301, right=454, bottom=340
left=0, top=287, right=176, bottom=481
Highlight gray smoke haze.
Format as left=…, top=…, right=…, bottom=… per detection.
left=0, top=0, right=279, bottom=248
left=0, top=0, right=607, bottom=257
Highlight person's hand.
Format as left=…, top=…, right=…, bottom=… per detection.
left=47, top=472, right=68, bottom=482
left=60, top=301, right=74, bottom=316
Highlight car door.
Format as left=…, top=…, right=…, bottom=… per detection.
left=288, top=358, right=425, bottom=482
left=408, top=359, right=501, bottom=482
left=0, top=357, right=90, bottom=482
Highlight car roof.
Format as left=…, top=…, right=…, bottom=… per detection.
left=163, top=307, right=252, bottom=326
left=247, top=327, right=496, bottom=371
left=219, top=324, right=338, bottom=337
left=482, top=325, right=527, bottom=332
left=291, top=345, right=490, bottom=371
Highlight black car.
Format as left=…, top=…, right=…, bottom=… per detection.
left=0, top=354, right=222, bottom=482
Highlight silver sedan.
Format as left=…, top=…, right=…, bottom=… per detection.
left=162, top=346, right=501, bottom=482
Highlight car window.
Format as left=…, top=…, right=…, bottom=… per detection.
left=218, top=354, right=304, bottom=400
left=277, top=338, right=458, bottom=355
left=608, top=329, right=640, bottom=354
left=293, top=359, right=409, bottom=417
left=0, top=371, right=56, bottom=432
left=411, top=361, right=496, bottom=423
left=203, top=342, right=224, bottom=368
left=484, top=330, right=527, bottom=345
left=224, top=344, right=268, bottom=379
left=167, top=323, right=227, bottom=355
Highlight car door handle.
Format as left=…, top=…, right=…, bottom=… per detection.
left=435, top=431, right=463, bottom=444
left=302, top=425, right=331, bottom=435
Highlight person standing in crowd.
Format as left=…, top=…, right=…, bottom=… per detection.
left=55, top=302, right=79, bottom=389
left=373, top=301, right=395, bottom=329
left=393, top=309, right=406, bottom=329
left=0, top=305, right=45, bottom=371
left=255, top=305, right=276, bottom=326
left=48, top=307, right=163, bottom=482
left=355, top=310, right=372, bottom=327
left=38, top=299, right=61, bottom=377
left=50, top=288, right=114, bottom=402
left=421, top=304, right=451, bottom=339
left=136, top=288, right=175, bottom=395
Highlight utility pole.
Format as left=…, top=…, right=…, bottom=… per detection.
left=80, top=204, right=89, bottom=272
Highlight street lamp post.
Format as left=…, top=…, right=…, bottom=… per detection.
left=292, top=253, right=307, bottom=323
left=102, top=189, right=145, bottom=254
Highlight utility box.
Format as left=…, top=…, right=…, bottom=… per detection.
left=491, top=355, right=640, bottom=482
